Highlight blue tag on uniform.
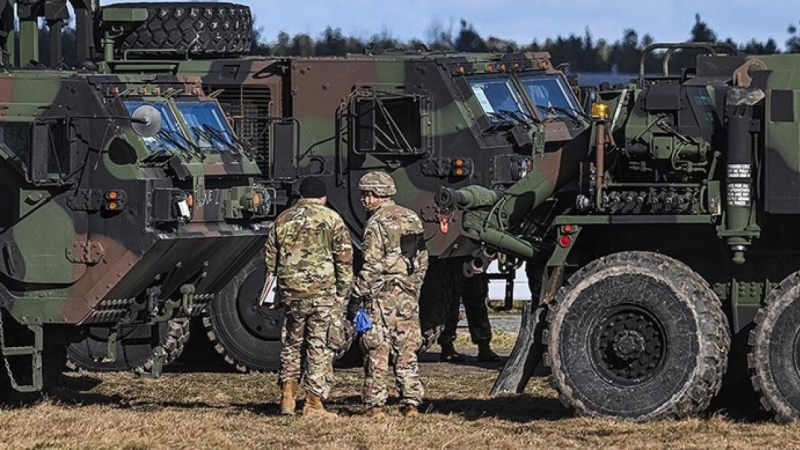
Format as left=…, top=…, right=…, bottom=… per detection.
left=354, top=308, right=372, bottom=333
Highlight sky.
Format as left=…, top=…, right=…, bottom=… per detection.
left=100, top=0, right=800, bottom=49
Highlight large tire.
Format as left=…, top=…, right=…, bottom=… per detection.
left=66, top=319, right=190, bottom=375
left=100, top=3, right=252, bottom=57
left=545, top=251, right=730, bottom=420
left=748, top=271, right=800, bottom=422
left=205, top=253, right=283, bottom=372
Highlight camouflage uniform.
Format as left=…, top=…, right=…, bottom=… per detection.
left=266, top=198, right=353, bottom=400
left=355, top=172, right=429, bottom=408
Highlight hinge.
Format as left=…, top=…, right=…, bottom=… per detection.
left=66, top=240, right=104, bottom=264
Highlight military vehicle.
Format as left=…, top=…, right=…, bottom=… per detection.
left=86, top=1, right=587, bottom=373
left=0, top=0, right=270, bottom=394
left=435, top=42, right=800, bottom=421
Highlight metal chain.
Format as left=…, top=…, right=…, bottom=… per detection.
left=0, top=312, right=20, bottom=389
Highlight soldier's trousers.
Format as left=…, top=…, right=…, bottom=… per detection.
left=361, top=293, right=424, bottom=407
left=279, top=298, right=335, bottom=400
left=438, top=273, right=492, bottom=346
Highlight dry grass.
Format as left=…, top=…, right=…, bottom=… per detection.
left=453, top=330, right=519, bottom=350
left=0, top=339, right=798, bottom=449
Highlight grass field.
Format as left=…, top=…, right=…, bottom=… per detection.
left=0, top=332, right=798, bottom=449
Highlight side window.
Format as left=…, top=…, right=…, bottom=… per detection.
left=352, top=92, right=428, bottom=155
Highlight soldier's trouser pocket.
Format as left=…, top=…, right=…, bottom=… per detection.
left=327, top=315, right=355, bottom=354
left=360, top=321, right=385, bottom=352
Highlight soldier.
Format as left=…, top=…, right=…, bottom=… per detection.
left=267, top=177, right=353, bottom=417
left=438, top=272, right=501, bottom=363
left=348, top=171, right=429, bottom=418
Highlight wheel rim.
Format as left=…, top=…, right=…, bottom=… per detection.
left=591, top=304, right=667, bottom=385
left=793, top=327, right=800, bottom=382
left=235, top=266, right=282, bottom=341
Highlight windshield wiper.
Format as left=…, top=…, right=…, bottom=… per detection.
left=158, top=129, right=204, bottom=161
left=534, top=104, right=586, bottom=126
left=202, top=124, right=245, bottom=156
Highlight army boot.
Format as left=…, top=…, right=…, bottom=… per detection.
left=365, top=406, right=386, bottom=418
left=440, top=342, right=465, bottom=363
left=477, top=342, right=501, bottom=363
left=301, top=393, right=337, bottom=418
left=279, top=379, right=299, bottom=415
left=401, top=405, right=418, bottom=417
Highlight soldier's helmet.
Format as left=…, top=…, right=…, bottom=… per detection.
left=358, top=171, right=397, bottom=197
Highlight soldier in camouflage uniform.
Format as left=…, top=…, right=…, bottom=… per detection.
left=267, top=177, right=353, bottom=417
left=349, top=171, right=429, bottom=418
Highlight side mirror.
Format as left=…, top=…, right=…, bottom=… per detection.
left=130, top=104, right=162, bottom=137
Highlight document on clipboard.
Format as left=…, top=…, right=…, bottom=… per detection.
left=258, top=273, right=277, bottom=306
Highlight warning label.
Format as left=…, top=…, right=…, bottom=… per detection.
left=727, top=164, right=751, bottom=179
left=727, top=183, right=751, bottom=207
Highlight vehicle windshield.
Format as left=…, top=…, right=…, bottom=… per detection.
left=123, top=100, right=185, bottom=152
left=466, top=77, right=530, bottom=124
left=518, top=74, right=583, bottom=120
left=175, top=101, right=238, bottom=151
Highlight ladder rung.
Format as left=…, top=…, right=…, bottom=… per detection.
left=2, top=346, right=36, bottom=356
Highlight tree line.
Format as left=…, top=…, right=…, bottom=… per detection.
left=29, top=14, right=800, bottom=73
left=252, top=15, right=800, bottom=73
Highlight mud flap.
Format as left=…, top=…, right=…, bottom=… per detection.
left=490, top=303, right=547, bottom=395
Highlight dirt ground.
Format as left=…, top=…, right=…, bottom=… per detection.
left=0, top=332, right=798, bottom=449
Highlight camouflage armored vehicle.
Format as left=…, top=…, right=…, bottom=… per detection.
left=438, top=42, right=800, bottom=421
left=0, top=0, right=270, bottom=394
left=92, top=2, right=587, bottom=372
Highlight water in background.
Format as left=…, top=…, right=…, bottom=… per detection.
left=575, top=72, right=637, bottom=87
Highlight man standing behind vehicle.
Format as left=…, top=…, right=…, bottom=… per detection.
left=267, top=177, right=353, bottom=417
left=348, top=171, right=429, bottom=418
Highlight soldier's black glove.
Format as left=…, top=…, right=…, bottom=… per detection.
left=347, top=293, right=368, bottom=321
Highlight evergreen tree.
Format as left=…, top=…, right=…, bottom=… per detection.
left=454, top=19, right=488, bottom=52
left=788, top=22, right=800, bottom=53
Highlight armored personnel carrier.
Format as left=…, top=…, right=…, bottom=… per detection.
left=0, top=0, right=270, bottom=394
left=90, top=1, right=587, bottom=372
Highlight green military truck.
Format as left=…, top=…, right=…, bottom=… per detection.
left=440, top=42, right=800, bottom=421
left=0, top=0, right=270, bottom=396
left=89, top=2, right=587, bottom=372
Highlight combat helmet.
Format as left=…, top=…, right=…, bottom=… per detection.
left=358, top=171, right=397, bottom=197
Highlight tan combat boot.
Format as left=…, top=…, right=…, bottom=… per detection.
left=279, top=379, right=299, bottom=415
left=301, top=392, right=337, bottom=418
left=401, top=405, right=418, bottom=417
left=364, top=406, right=385, bottom=418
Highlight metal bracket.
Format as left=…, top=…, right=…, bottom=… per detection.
left=66, top=240, right=104, bottom=264
left=100, top=326, right=118, bottom=363
left=67, top=188, right=103, bottom=211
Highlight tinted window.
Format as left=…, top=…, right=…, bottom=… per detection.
left=467, top=77, right=530, bottom=123
left=519, top=75, right=582, bottom=120
left=175, top=101, right=238, bottom=150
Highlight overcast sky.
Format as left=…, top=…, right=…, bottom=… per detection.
left=102, top=0, right=800, bottom=48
